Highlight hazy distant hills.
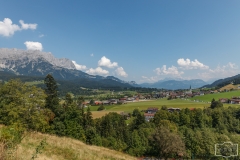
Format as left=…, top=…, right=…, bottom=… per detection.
left=140, top=79, right=208, bottom=90
left=0, top=48, right=135, bottom=88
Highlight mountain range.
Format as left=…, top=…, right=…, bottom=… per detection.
left=0, top=48, right=137, bottom=88
left=140, top=78, right=208, bottom=90
left=3, top=48, right=239, bottom=90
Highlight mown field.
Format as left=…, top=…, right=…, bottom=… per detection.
left=90, top=98, right=210, bottom=118
left=91, top=92, right=240, bottom=118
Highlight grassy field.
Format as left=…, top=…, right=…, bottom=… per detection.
left=190, top=90, right=240, bottom=102
left=218, top=84, right=240, bottom=91
left=90, top=96, right=240, bottom=118
left=25, top=80, right=44, bottom=85
left=90, top=98, right=210, bottom=118
left=14, top=131, right=137, bottom=160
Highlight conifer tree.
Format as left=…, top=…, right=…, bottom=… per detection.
left=44, top=74, right=60, bottom=114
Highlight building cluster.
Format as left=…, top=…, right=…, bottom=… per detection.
left=219, top=97, right=240, bottom=104
left=83, top=95, right=152, bottom=106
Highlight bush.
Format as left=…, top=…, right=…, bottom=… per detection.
left=97, top=105, right=105, bottom=111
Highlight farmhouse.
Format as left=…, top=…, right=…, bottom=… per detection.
left=144, top=107, right=159, bottom=122
left=219, top=98, right=229, bottom=103
left=230, top=99, right=240, bottom=104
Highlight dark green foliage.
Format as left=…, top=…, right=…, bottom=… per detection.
left=97, top=104, right=105, bottom=111
left=44, top=74, right=60, bottom=114
left=149, top=126, right=186, bottom=158
left=210, top=100, right=223, bottom=109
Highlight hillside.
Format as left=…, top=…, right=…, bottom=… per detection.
left=217, top=84, right=240, bottom=91
left=190, top=90, right=240, bottom=102
left=17, top=132, right=136, bottom=160
left=203, top=74, right=240, bottom=88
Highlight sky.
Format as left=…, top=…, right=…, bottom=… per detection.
left=1, top=0, right=240, bottom=84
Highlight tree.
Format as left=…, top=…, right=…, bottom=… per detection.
left=44, top=74, right=59, bottom=114
left=0, top=79, right=53, bottom=132
left=210, top=101, right=223, bottom=109
left=84, top=107, right=93, bottom=128
left=149, top=126, right=186, bottom=159
left=97, top=104, right=105, bottom=111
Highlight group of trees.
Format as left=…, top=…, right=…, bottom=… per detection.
left=0, top=74, right=240, bottom=159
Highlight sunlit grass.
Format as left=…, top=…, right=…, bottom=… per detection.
left=190, top=90, right=240, bottom=102
left=18, top=132, right=137, bottom=160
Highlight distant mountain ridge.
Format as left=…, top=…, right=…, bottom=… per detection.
left=140, top=79, right=208, bottom=90
left=0, top=48, right=136, bottom=88
left=202, top=74, right=240, bottom=88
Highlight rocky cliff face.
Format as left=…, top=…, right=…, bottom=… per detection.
left=0, top=48, right=89, bottom=79
left=0, top=48, right=76, bottom=71
left=0, top=48, right=136, bottom=87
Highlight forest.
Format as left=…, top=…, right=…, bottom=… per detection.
left=0, top=74, right=240, bottom=159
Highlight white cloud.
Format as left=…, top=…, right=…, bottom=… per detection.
left=0, top=18, right=37, bottom=37
left=24, top=41, right=43, bottom=51
left=86, top=67, right=109, bottom=76
left=72, top=61, right=87, bottom=70
left=0, top=18, right=20, bottom=36
left=198, top=62, right=239, bottom=81
left=98, top=56, right=118, bottom=68
left=154, top=65, right=184, bottom=76
left=177, top=58, right=209, bottom=69
left=19, top=20, right=37, bottom=30
left=90, top=53, right=94, bottom=57
left=115, top=67, right=128, bottom=77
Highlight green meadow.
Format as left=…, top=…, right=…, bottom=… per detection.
left=90, top=96, right=240, bottom=118
left=190, top=90, right=240, bottom=102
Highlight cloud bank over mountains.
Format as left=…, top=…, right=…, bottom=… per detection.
left=72, top=56, right=128, bottom=77
left=141, top=58, right=239, bottom=83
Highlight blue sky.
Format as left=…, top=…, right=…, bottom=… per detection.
left=1, top=0, right=240, bottom=83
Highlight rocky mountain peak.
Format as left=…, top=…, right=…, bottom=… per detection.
left=0, top=48, right=76, bottom=70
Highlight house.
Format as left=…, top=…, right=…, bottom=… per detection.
left=146, top=107, right=158, bottom=114
left=167, top=107, right=181, bottom=113
left=102, top=100, right=110, bottom=105
left=230, top=99, right=240, bottom=104
left=219, top=98, right=229, bottom=103
left=144, top=113, right=155, bottom=122
left=94, top=101, right=102, bottom=105
left=144, top=107, right=159, bottom=121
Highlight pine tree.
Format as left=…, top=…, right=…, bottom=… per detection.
left=44, top=74, right=60, bottom=115
left=84, top=107, right=94, bottom=128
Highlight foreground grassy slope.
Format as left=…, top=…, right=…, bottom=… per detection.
left=17, top=132, right=136, bottom=160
